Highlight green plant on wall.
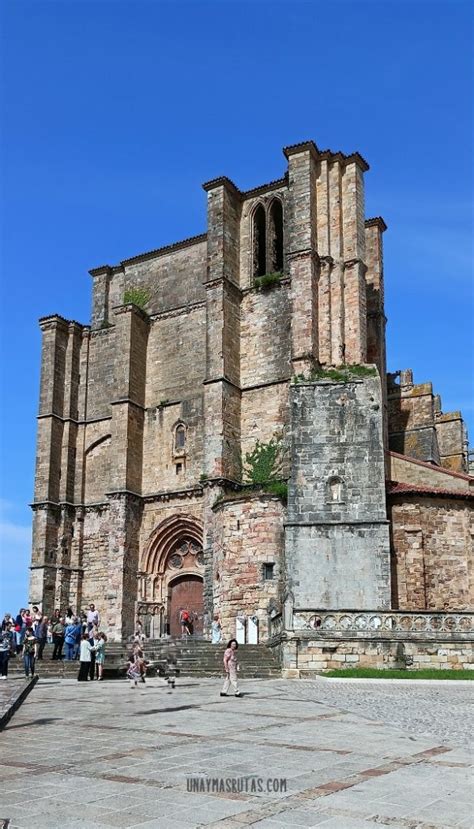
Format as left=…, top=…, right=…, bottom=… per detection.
left=243, top=436, right=285, bottom=486
left=254, top=272, right=282, bottom=291
left=123, top=287, right=150, bottom=309
left=293, top=364, right=377, bottom=384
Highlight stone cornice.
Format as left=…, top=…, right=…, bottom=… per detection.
left=110, top=398, right=145, bottom=411
left=37, top=413, right=111, bottom=425
left=202, top=176, right=241, bottom=197
left=365, top=216, right=388, bottom=232
left=112, top=303, right=150, bottom=322
left=39, top=314, right=88, bottom=332
left=283, top=141, right=369, bottom=172
left=149, top=300, right=206, bottom=322
left=203, top=376, right=240, bottom=391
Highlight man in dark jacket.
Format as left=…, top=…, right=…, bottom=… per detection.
left=51, top=618, right=65, bottom=660
left=0, top=622, right=15, bottom=678
left=35, top=617, right=48, bottom=660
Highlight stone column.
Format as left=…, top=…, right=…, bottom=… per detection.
left=89, top=266, right=112, bottom=329
left=365, top=217, right=388, bottom=448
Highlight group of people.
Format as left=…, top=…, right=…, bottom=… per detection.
left=0, top=602, right=106, bottom=680
left=1, top=605, right=242, bottom=697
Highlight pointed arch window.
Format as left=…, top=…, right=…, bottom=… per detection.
left=174, top=424, right=186, bottom=452
left=252, top=198, right=284, bottom=279
left=268, top=199, right=283, bottom=273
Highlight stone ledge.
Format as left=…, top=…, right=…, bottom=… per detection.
left=0, top=676, right=38, bottom=732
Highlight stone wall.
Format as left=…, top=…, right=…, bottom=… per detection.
left=281, top=638, right=473, bottom=675
left=211, top=494, right=285, bottom=641
left=389, top=495, right=474, bottom=611
left=285, top=376, right=391, bottom=610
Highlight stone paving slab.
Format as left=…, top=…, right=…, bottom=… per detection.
left=0, top=676, right=472, bottom=829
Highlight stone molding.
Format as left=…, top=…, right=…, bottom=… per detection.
left=289, top=609, right=473, bottom=638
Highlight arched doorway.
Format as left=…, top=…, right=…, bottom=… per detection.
left=138, top=514, right=205, bottom=638
left=169, top=574, right=204, bottom=637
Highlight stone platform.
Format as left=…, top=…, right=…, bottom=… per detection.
left=0, top=675, right=472, bottom=828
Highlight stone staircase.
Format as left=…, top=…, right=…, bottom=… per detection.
left=8, top=639, right=281, bottom=679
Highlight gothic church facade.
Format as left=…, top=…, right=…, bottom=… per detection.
left=31, top=141, right=473, bottom=662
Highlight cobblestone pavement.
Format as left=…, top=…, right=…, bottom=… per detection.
left=0, top=676, right=472, bottom=829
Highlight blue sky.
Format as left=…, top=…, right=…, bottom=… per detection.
left=0, top=0, right=472, bottom=613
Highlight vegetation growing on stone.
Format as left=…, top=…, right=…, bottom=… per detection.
left=123, top=287, right=150, bottom=309
left=253, top=272, right=282, bottom=291
left=293, top=364, right=377, bottom=384
left=241, top=437, right=288, bottom=501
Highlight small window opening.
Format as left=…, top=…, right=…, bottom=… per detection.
left=263, top=563, right=275, bottom=581
left=328, top=476, right=343, bottom=502
left=253, top=204, right=266, bottom=277
left=237, top=520, right=240, bottom=531
left=268, top=199, right=283, bottom=272
left=175, top=463, right=183, bottom=475
left=175, top=424, right=186, bottom=451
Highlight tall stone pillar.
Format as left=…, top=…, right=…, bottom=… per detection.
left=105, top=302, right=149, bottom=639
left=201, top=176, right=242, bottom=481
left=365, top=217, right=388, bottom=449
left=342, top=159, right=368, bottom=364
left=284, top=142, right=319, bottom=376
left=30, top=315, right=69, bottom=614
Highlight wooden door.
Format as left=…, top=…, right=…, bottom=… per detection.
left=169, top=575, right=204, bottom=637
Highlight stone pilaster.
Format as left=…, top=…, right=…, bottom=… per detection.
left=284, top=143, right=320, bottom=374
left=202, top=177, right=242, bottom=480
left=342, top=159, right=368, bottom=364
left=89, top=266, right=112, bottom=329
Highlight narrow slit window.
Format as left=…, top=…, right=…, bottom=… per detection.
left=268, top=199, right=283, bottom=273
left=253, top=204, right=266, bottom=278
left=175, top=424, right=186, bottom=451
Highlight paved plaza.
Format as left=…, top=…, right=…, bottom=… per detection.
left=0, top=676, right=472, bottom=829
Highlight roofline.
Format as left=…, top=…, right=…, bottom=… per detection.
left=388, top=451, right=474, bottom=482
left=89, top=232, right=207, bottom=274
left=387, top=481, right=473, bottom=501
left=365, top=216, right=387, bottom=232
left=282, top=140, right=369, bottom=171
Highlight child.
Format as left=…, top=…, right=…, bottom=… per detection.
left=77, top=633, right=92, bottom=681
left=127, top=652, right=142, bottom=688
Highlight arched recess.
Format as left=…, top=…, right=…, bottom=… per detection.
left=268, top=198, right=283, bottom=273
left=138, top=514, right=205, bottom=637
left=84, top=434, right=111, bottom=503
left=252, top=203, right=266, bottom=278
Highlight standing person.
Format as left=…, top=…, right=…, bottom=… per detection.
left=64, top=618, right=81, bottom=661
left=220, top=639, right=241, bottom=698
left=22, top=627, right=37, bottom=678
left=2, top=613, right=13, bottom=631
left=88, top=626, right=99, bottom=680
left=51, top=617, right=65, bottom=660
left=73, top=619, right=82, bottom=660
left=14, top=609, right=25, bottom=654
left=77, top=633, right=92, bottom=681
left=179, top=608, right=192, bottom=637
left=87, top=603, right=100, bottom=632
left=0, top=622, right=15, bottom=679
left=31, top=606, right=42, bottom=633
left=94, top=632, right=107, bottom=680
left=211, top=614, right=222, bottom=644
left=47, top=620, right=53, bottom=644
left=65, top=607, right=75, bottom=625
left=35, top=616, right=48, bottom=660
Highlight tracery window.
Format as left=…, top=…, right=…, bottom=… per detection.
left=252, top=198, right=284, bottom=278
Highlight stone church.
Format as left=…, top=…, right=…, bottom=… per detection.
left=31, top=140, right=473, bottom=670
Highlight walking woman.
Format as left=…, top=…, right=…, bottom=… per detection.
left=220, top=639, right=241, bottom=697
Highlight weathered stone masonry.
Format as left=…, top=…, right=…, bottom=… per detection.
left=30, top=139, right=473, bottom=669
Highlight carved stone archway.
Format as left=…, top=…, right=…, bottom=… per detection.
left=137, top=514, right=204, bottom=638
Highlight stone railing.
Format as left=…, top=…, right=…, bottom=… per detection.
left=292, top=609, right=473, bottom=636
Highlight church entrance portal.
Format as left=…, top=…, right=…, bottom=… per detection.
left=168, top=574, right=204, bottom=637
left=137, top=514, right=205, bottom=639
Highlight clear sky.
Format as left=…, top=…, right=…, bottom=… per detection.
left=0, top=0, right=472, bottom=614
